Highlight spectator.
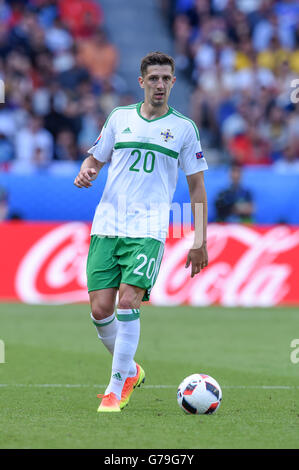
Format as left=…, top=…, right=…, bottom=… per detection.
left=227, top=124, right=272, bottom=165
left=78, top=93, right=105, bottom=154
left=56, top=46, right=90, bottom=90
left=252, top=10, right=294, bottom=51
left=58, top=0, right=103, bottom=38
left=287, top=103, right=299, bottom=152
left=0, top=185, right=23, bottom=221
left=0, top=23, right=11, bottom=58
left=55, top=129, right=79, bottom=161
left=172, top=14, right=193, bottom=73
left=0, top=131, right=14, bottom=166
left=77, top=29, right=118, bottom=82
left=257, top=35, right=290, bottom=71
left=260, top=105, right=289, bottom=160
left=44, top=96, right=74, bottom=141
left=44, top=18, right=73, bottom=54
left=13, top=114, right=53, bottom=171
left=273, top=144, right=299, bottom=173
left=215, top=162, right=254, bottom=222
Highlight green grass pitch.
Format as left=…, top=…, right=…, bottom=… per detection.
left=0, top=303, right=298, bottom=449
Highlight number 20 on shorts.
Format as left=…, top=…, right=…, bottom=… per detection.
left=133, top=254, right=156, bottom=279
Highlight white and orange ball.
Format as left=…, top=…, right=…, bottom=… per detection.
left=177, top=374, right=222, bottom=415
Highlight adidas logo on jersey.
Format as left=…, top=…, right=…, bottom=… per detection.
left=122, top=127, right=132, bottom=134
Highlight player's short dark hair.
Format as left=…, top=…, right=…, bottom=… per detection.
left=140, top=52, right=175, bottom=77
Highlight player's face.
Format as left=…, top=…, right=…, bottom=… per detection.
left=139, top=65, right=176, bottom=107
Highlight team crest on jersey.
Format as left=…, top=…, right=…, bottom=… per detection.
left=196, top=151, right=203, bottom=159
left=161, top=129, right=174, bottom=142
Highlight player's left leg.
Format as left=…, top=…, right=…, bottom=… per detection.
left=104, top=283, right=144, bottom=403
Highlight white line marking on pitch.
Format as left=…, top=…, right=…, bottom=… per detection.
left=0, top=384, right=298, bottom=390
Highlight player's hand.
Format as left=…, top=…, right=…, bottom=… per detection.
left=185, top=243, right=208, bottom=278
left=74, top=168, right=97, bottom=188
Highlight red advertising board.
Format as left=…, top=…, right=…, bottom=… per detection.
left=1, top=222, right=299, bottom=306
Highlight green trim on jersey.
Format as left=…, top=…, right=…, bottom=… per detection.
left=136, top=101, right=173, bottom=122
left=171, top=109, right=200, bottom=141
left=114, top=141, right=179, bottom=159
left=104, top=104, right=138, bottom=128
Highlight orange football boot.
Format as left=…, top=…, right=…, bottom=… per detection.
left=97, top=392, right=121, bottom=413
left=120, top=364, right=145, bottom=409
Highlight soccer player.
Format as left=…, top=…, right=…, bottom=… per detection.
left=74, top=52, right=208, bottom=412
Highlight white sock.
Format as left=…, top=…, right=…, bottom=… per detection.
left=105, top=308, right=140, bottom=400
left=91, top=312, right=137, bottom=377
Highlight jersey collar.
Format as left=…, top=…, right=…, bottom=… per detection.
left=136, top=101, right=173, bottom=123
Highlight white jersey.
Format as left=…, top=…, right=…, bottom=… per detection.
left=88, top=102, right=208, bottom=242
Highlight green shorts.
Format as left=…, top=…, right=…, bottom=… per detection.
left=86, top=235, right=164, bottom=301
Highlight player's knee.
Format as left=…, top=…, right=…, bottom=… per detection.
left=91, top=303, right=114, bottom=321
left=118, top=285, right=144, bottom=310
left=118, top=300, right=134, bottom=310
left=118, top=295, right=138, bottom=310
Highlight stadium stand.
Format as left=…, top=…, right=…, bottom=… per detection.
left=162, top=0, right=299, bottom=167
left=0, top=0, right=129, bottom=173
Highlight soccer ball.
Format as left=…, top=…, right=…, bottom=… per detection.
left=177, top=373, right=222, bottom=415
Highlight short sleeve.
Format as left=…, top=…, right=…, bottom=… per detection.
left=179, top=122, right=208, bottom=175
left=87, top=111, right=115, bottom=163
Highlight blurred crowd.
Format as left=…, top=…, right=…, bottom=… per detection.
left=1, top=0, right=299, bottom=175
left=0, top=0, right=133, bottom=173
left=164, top=0, right=299, bottom=169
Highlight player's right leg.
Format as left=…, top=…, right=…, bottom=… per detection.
left=86, top=235, right=121, bottom=356
left=89, top=288, right=139, bottom=383
left=86, top=235, right=120, bottom=411
left=89, top=289, right=123, bottom=412
left=86, top=236, right=138, bottom=411
left=89, top=288, right=118, bottom=354
left=89, top=288, right=141, bottom=413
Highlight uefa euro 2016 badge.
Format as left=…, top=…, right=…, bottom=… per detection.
left=93, top=133, right=102, bottom=146
left=161, top=129, right=174, bottom=142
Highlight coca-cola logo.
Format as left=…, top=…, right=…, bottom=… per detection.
left=151, top=224, right=299, bottom=307
left=15, top=223, right=299, bottom=306
left=16, top=223, right=90, bottom=303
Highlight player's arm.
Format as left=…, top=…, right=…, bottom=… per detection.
left=74, top=155, right=105, bottom=188
left=75, top=111, right=115, bottom=188
left=185, top=171, right=208, bottom=278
